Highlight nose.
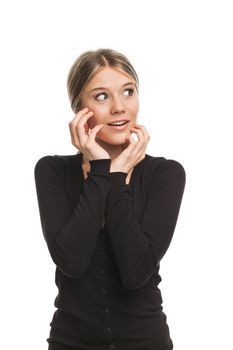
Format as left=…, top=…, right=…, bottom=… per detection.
left=110, top=95, right=125, bottom=114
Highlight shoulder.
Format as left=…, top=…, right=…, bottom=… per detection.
left=144, top=153, right=186, bottom=186
left=34, top=152, right=81, bottom=178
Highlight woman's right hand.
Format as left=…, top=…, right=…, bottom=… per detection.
left=69, top=107, right=110, bottom=161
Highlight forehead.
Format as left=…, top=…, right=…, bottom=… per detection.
left=86, top=66, right=134, bottom=90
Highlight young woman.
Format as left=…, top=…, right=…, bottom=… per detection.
left=34, top=48, right=186, bottom=350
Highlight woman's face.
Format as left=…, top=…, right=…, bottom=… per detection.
left=80, top=66, right=139, bottom=145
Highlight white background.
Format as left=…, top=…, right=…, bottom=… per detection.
left=1, top=1, right=232, bottom=349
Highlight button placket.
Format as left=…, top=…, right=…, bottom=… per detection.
left=98, top=236, right=114, bottom=346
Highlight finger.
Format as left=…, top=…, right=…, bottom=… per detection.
left=69, top=108, right=92, bottom=143
left=133, top=125, right=149, bottom=159
left=131, top=124, right=151, bottom=147
left=126, top=133, right=137, bottom=148
left=129, top=128, right=147, bottom=160
left=69, top=108, right=92, bottom=148
left=130, top=128, right=145, bottom=147
left=69, top=121, right=81, bottom=148
left=122, top=134, right=138, bottom=155
left=75, top=106, right=89, bottom=118
left=134, top=124, right=150, bottom=142
left=129, top=132, right=137, bottom=143
left=69, top=108, right=91, bottom=138
left=70, top=107, right=89, bottom=125
left=87, top=124, right=104, bottom=144
left=136, top=124, right=150, bottom=141
left=125, top=134, right=146, bottom=166
left=76, top=111, right=94, bottom=145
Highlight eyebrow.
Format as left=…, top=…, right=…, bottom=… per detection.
left=89, top=82, right=135, bottom=94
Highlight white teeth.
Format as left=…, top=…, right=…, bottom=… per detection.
left=109, top=121, right=128, bottom=126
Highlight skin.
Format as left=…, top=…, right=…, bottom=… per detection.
left=69, top=66, right=150, bottom=179
left=80, top=66, right=139, bottom=156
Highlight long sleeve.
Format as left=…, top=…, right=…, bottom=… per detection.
left=105, top=159, right=186, bottom=290
left=34, top=156, right=111, bottom=279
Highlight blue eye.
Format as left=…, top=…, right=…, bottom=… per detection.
left=95, top=92, right=108, bottom=101
left=95, top=88, right=135, bottom=101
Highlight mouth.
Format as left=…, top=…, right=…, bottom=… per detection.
left=107, top=120, right=130, bottom=130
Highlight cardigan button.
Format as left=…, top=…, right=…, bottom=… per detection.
left=100, top=269, right=105, bottom=274
left=101, top=288, right=106, bottom=293
left=104, top=308, right=109, bottom=313
left=109, top=344, right=115, bottom=349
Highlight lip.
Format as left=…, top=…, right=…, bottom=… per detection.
left=107, top=119, right=130, bottom=125
left=107, top=120, right=130, bottom=130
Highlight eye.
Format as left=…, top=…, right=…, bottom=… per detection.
left=95, top=92, right=108, bottom=101
left=123, top=88, right=135, bottom=96
left=94, top=88, right=135, bottom=101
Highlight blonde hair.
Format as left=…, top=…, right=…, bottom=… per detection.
left=67, top=48, right=139, bottom=114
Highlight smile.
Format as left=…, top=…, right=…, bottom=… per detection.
left=107, top=121, right=130, bottom=130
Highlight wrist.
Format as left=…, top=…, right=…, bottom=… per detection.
left=110, top=166, right=128, bottom=174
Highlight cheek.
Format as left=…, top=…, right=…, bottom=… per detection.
left=134, top=98, right=139, bottom=112
left=87, top=117, right=96, bottom=129
left=129, top=98, right=139, bottom=116
left=131, top=108, right=138, bottom=122
left=87, top=108, right=106, bottom=129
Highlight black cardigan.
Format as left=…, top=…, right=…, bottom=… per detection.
left=34, top=152, right=186, bottom=350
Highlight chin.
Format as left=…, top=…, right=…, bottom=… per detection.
left=97, top=134, right=128, bottom=146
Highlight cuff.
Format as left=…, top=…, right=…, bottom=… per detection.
left=109, top=172, right=128, bottom=185
left=107, top=172, right=132, bottom=205
left=89, top=158, right=111, bottom=175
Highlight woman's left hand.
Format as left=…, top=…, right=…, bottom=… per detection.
left=110, top=124, right=150, bottom=173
